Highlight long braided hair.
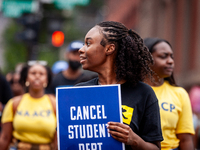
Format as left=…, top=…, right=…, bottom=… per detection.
left=96, top=21, right=153, bottom=86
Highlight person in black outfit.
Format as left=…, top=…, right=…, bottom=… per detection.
left=47, top=40, right=97, bottom=95
left=0, top=73, right=13, bottom=112
left=0, top=72, right=13, bottom=131
left=77, top=21, right=163, bottom=150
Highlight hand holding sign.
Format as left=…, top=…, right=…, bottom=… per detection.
left=107, top=122, right=137, bottom=145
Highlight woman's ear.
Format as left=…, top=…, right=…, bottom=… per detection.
left=105, top=44, right=116, bottom=55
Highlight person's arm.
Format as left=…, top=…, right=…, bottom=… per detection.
left=0, top=102, right=3, bottom=112
left=176, top=88, right=195, bottom=149
left=48, top=94, right=57, bottom=150
left=194, top=126, right=199, bottom=148
left=0, top=98, right=16, bottom=150
left=51, top=131, right=58, bottom=150
left=177, top=133, right=194, bottom=150
left=0, top=122, right=13, bottom=150
left=107, top=122, right=161, bottom=150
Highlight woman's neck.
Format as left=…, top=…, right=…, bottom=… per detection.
left=28, top=89, right=45, bottom=98
left=97, top=66, right=117, bottom=85
left=96, top=55, right=127, bottom=85
left=97, top=69, right=126, bottom=85
left=145, top=76, right=164, bottom=87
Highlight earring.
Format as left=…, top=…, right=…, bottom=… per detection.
left=25, top=81, right=30, bottom=87
left=43, top=83, right=47, bottom=88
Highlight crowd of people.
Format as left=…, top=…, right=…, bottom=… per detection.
left=0, top=20, right=198, bottom=150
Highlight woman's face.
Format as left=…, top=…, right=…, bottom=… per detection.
left=151, top=42, right=174, bottom=78
left=27, top=64, right=48, bottom=90
left=79, top=26, right=107, bottom=72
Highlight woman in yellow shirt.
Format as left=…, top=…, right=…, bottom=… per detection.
left=144, top=38, right=195, bottom=150
left=0, top=61, right=57, bottom=150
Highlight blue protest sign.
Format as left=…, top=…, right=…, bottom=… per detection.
left=56, top=85, right=124, bottom=150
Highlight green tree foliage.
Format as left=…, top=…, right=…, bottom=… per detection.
left=2, top=20, right=27, bottom=74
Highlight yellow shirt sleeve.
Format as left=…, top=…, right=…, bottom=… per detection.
left=176, top=88, right=195, bottom=134
left=1, top=99, right=14, bottom=123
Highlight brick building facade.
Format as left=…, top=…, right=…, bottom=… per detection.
left=104, top=0, right=200, bottom=89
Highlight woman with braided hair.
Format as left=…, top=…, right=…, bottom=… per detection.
left=77, top=21, right=163, bottom=149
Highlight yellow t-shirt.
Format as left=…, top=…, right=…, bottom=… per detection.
left=1, top=93, right=57, bottom=144
left=152, top=81, right=195, bottom=150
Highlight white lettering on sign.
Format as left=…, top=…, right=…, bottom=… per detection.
left=79, top=142, right=103, bottom=150
left=68, top=124, right=110, bottom=139
left=70, top=105, right=107, bottom=120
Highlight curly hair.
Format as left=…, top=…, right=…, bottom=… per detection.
left=19, top=63, right=52, bottom=88
left=96, top=21, right=154, bottom=86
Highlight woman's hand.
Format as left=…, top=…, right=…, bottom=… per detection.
left=107, top=121, right=137, bottom=145
left=107, top=121, right=161, bottom=150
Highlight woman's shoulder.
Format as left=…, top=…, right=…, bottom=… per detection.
left=12, top=94, right=23, bottom=102
left=167, top=82, right=188, bottom=94
left=163, top=82, right=189, bottom=101
left=133, top=82, right=159, bottom=106
left=138, top=81, right=153, bottom=88
left=136, top=81, right=155, bottom=93
left=52, top=71, right=65, bottom=80
left=75, top=77, right=98, bottom=86
left=12, top=94, right=25, bottom=112
left=123, top=81, right=157, bottom=101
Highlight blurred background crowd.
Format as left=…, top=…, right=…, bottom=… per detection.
left=0, top=0, right=200, bottom=149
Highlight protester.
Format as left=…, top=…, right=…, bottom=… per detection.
left=47, top=40, right=97, bottom=94
left=0, top=72, right=13, bottom=132
left=0, top=61, right=57, bottom=150
left=0, top=72, right=13, bottom=111
left=6, top=63, right=25, bottom=97
left=76, top=21, right=163, bottom=149
left=144, top=37, right=195, bottom=150
left=9, top=72, right=25, bottom=96
left=5, top=71, right=13, bottom=83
